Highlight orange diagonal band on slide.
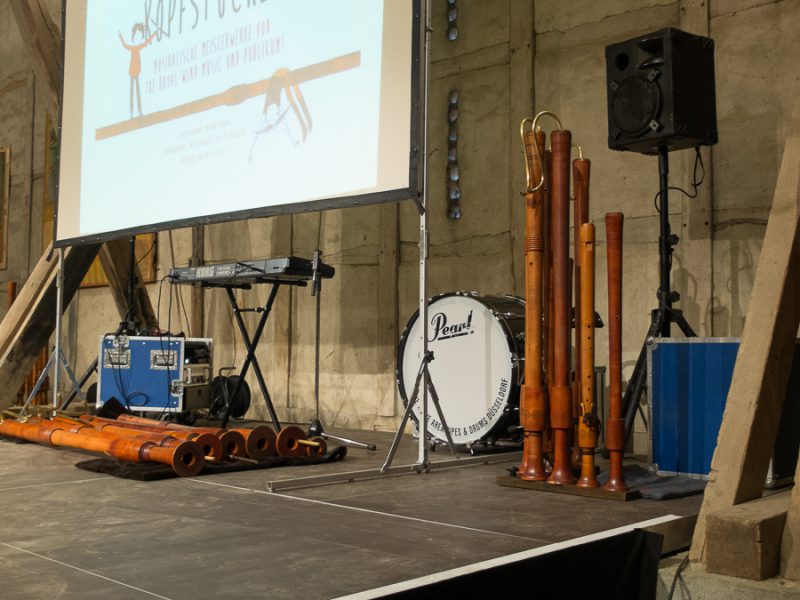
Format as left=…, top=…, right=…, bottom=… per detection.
left=95, top=51, right=361, bottom=141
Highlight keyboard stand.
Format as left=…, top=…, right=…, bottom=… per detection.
left=220, top=284, right=283, bottom=429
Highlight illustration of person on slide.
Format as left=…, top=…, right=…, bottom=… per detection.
left=119, top=24, right=157, bottom=119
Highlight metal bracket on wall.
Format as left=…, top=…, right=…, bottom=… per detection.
left=447, top=0, right=458, bottom=41
left=447, top=90, right=461, bottom=220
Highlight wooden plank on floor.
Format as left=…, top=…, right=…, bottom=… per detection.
left=496, top=474, right=640, bottom=502
left=690, top=98, right=800, bottom=562
left=706, top=491, right=790, bottom=580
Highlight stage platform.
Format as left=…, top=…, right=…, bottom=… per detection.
left=0, top=425, right=701, bottom=599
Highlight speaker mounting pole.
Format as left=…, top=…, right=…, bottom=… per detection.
left=620, top=145, right=697, bottom=444
left=657, top=145, right=674, bottom=336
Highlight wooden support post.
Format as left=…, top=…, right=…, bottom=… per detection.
left=98, top=239, right=158, bottom=330
left=190, top=226, right=205, bottom=337
left=8, top=0, right=61, bottom=121
left=376, top=202, right=399, bottom=417
left=690, top=98, right=800, bottom=563
left=678, top=0, right=714, bottom=335
left=508, top=0, right=535, bottom=296
left=0, top=243, right=57, bottom=361
left=782, top=455, right=800, bottom=578
left=0, top=244, right=100, bottom=412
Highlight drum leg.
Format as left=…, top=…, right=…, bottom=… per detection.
left=381, top=353, right=429, bottom=473
left=425, top=371, right=459, bottom=460
left=382, top=351, right=460, bottom=472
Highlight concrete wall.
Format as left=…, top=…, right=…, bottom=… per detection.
left=1, top=0, right=797, bottom=452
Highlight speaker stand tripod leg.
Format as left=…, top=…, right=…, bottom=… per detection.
left=672, top=309, right=697, bottom=337
left=621, top=309, right=663, bottom=444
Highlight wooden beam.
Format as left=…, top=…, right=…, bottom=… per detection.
left=0, top=242, right=56, bottom=360
left=376, top=202, right=399, bottom=417
left=509, top=0, right=536, bottom=297
left=781, top=458, right=800, bottom=578
left=0, top=244, right=100, bottom=411
left=678, top=0, right=714, bottom=335
left=190, top=226, right=205, bottom=337
left=690, top=98, right=800, bottom=562
left=8, top=0, right=61, bottom=119
left=98, top=239, right=158, bottom=330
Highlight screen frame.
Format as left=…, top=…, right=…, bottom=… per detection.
left=54, top=0, right=422, bottom=248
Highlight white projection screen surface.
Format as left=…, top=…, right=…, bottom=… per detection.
left=56, top=0, right=419, bottom=245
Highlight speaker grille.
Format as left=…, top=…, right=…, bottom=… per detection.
left=611, top=76, right=660, bottom=135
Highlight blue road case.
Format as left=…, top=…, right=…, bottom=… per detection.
left=648, top=338, right=738, bottom=478
left=648, top=338, right=800, bottom=484
left=97, top=335, right=213, bottom=415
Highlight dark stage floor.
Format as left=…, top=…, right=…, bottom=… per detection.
left=0, top=425, right=701, bottom=599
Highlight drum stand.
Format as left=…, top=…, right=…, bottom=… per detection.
left=381, top=350, right=458, bottom=472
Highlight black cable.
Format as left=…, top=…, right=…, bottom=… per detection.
left=653, top=146, right=705, bottom=213
left=666, top=555, right=689, bottom=600
left=125, top=390, right=149, bottom=407
left=155, top=276, right=174, bottom=421
left=160, top=276, right=177, bottom=420
left=652, top=147, right=705, bottom=277
left=109, top=343, right=129, bottom=410
left=135, top=238, right=156, bottom=268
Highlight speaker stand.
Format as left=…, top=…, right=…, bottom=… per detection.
left=621, top=146, right=696, bottom=444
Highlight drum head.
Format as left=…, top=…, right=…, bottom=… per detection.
left=398, top=294, right=519, bottom=444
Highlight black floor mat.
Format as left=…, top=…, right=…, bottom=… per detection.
left=75, top=446, right=347, bottom=481
left=597, top=464, right=706, bottom=500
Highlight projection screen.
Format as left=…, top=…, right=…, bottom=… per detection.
left=56, top=0, right=419, bottom=246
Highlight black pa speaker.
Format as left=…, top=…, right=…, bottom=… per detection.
left=605, top=27, right=717, bottom=155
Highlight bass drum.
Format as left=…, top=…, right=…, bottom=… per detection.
left=397, top=292, right=524, bottom=445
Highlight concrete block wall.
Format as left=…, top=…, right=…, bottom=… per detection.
left=1, top=1, right=797, bottom=450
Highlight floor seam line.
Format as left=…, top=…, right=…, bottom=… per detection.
left=0, top=541, right=174, bottom=600
left=0, top=477, right=108, bottom=492
left=187, top=478, right=549, bottom=543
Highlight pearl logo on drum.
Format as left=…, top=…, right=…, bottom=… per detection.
left=429, top=310, right=474, bottom=342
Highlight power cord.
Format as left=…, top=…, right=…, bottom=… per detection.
left=653, top=146, right=705, bottom=214
left=666, top=555, right=690, bottom=600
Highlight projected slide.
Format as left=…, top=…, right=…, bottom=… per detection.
left=57, top=0, right=415, bottom=244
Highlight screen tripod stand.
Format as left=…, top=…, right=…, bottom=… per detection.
left=621, top=146, right=696, bottom=443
